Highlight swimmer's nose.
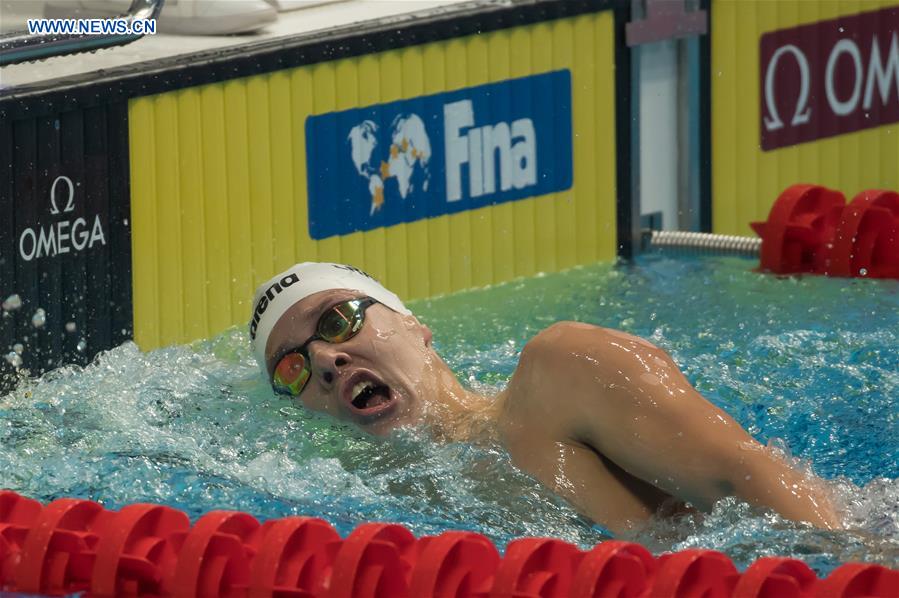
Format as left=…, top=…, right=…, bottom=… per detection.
left=308, top=342, right=351, bottom=386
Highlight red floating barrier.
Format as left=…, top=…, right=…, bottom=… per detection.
left=816, top=562, right=899, bottom=598
left=570, top=541, right=656, bottom=598
left=651, top=549, right=738, bottom=598
left=247, top=516, right=341, bottom=598
left=14, top=497, right=115, bottom=596
left=750, top=184, right=846, bottom=275
left=90, top=503, right=191, bottom=598
left=752, top=184, right=899, bottom=280
left=170, top=510, right=261, bottom=598
left=0, top=491, right=43, bottom=589
left=733, top=557, right=817, bottom=598
left=491, top=537, right=582, bottom=598
left=326, top=522, right=417, bottom=598
left=410, top=530, right=499, bottom=598
left=827, top=190, right=899, bottom=279
left=2, top=491, right=897, bottom=597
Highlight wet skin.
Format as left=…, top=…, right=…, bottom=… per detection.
left=264, top=290, right=842, bottom=534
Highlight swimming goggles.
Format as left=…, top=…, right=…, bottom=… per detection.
left=271, top=297, right=378, bottom=397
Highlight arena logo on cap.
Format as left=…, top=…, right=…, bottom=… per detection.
left=760, top=5, right=899, bottom=150
left=250, top=273, right=300, bottom=339
left=304, top=70, right=573, bottom=240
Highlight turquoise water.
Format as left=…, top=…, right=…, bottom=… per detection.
left=1, top=255, right=897, bottom=574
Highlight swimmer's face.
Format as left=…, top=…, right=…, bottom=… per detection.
left=264, top=289, right=435, bottom=435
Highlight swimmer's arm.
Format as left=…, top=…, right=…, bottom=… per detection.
left=523, top=323, right=841, bottom=529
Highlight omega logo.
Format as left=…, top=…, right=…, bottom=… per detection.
left=18, top=175, right=107, bottom=262
left=763, top=44, right=812, bottom=131
left=764, top=34, right=899, bottom=131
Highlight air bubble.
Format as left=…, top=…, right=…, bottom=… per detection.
left=76, top=339, right=87, bottom=352
left=2, top=294, right=22, bottom=311
left=4, top=352, right=22, bottom=368
left=32, top=308, right=46, bottom=328
left=13, top=343, right=23, bottom=355
left=859, top=268, right=868, bottom=276
left=66, top=322, right=77, bottom=333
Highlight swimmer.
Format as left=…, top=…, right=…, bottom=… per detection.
left=250, top=262, right=843, bottom=534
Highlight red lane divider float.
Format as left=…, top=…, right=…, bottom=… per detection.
left=751, top=185, right=899, bottom=279
left=410, top=530, right=498, bottom=598
left=0, top=490, right=896, bottom=597
left=733, top=557, right=817, bottom=598
left=248, top=516, right=340, bottom=597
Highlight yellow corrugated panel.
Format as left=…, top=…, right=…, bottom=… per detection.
left=177, top=88, right=208, bottom=342
left=129, top=11, right=618, bottom=350
left=129, top=97, right=159, bottom=349
left=153, top=94, right=183, bottom=345
left=269, top=71, right=296, bottom=276
left=247, top=76, right=275, bottom=295
left=712, top=0, right=899, bottom=236
left=222, top=80, right=255, bottom=328
left=290, top=68, right=317, bottom=267
left=199, top=85, right=232, bottom=335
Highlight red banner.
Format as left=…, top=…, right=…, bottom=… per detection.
left=760, top=6, right=899, bottom=151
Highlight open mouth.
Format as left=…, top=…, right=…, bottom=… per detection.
left=351, top=380, right=391, bottom=410
left=342, top=371, right=396, bottom=417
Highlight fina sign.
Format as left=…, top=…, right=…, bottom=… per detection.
left=304, top=70, right=573, bottom=240
left=18, top=175, right=107, bottom=262
left=760, top=6, right=899, bottom=151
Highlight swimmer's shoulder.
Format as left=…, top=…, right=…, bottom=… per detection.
left=505, top=322, right=676, bottom=437
left=502, top=323, right=626, bottom=441
left=521, top=321, right=626, bottom=360
left=508, top=322, right=619, bottom=401
left=516, top=322, right=665, bottom=387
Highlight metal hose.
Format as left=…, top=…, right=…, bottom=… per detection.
left=645, top=230, right=761, bottom=257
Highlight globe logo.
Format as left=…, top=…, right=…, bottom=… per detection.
left=305, top=70, right=572, bottom=240
left=347, top=114, right=432, bottom=215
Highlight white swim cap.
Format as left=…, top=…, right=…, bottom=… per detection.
left=249, top=262, right=411, bottom=370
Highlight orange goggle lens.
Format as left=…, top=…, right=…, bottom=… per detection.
left=273, top=352, right=311, bottom=396
left=271, top=298, right=372, bottom=397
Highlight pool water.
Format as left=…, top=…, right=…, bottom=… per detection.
left=1, top=255, right=897, bottom=575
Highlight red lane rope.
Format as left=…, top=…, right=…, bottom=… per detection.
left=1, top=490, right=896, bottom=597
left=751, top=185, right=899, bottom=279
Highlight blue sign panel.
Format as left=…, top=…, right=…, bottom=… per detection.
left=305, top=70, right=573, bottom=240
